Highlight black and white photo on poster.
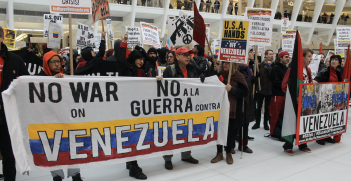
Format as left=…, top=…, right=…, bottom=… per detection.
left=297, top=83, right=349, bottom=144
left=168, top=12, right=194, bottom=46
left=43, top=14, right=63, bottom=38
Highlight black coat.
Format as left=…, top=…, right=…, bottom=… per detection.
left=256, top=60, right=272, bottom=95
left=193, top=56, right=208, bottom=75
left=162, top=61, right=198, bottom=78
left=239, top=68, right=255, bottom=124
left=271, top=62, right=288, bottom=96
left=314, top=66, right=343, bottom=83
left=0, top=43, right=30, bottom=125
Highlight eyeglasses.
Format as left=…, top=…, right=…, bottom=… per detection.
left=168, top=56, right=174, bottom=59
left=178, top=53, right=190, bottom=57
left=49, top=60, right=62, bottom=65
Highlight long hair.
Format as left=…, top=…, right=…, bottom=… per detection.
left=217, top=62, right=239, bottom=76
left=194, top=45, right=205, bottom=57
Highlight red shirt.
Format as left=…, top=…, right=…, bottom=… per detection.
left=329, top=67, right=338, bottom=82
left=0, top=54, right=4, bottom=86
left=181, top=68, right=188, bottom=78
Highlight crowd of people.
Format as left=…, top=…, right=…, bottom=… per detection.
left=0, top=24, right=346, bottom=181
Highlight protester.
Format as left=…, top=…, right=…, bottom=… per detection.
left=157, top=47, right=169, bottom=65
left=39, top=51, right=83, bottom=181
left=252, top=50, right=273, bottom=130
left=0, top=26, right=30, bottom=181
left=192, top=45, right=208, bottom=75
left=161, top=47, right=200, bottom=170
left=313, top=54, right=343, bottom=145
left=341, top=57, right=345, bottom=68
left=163, top=51, right=176, bottom=67
left=269, top=50, right=289, bottom=139
left=281, top=48, right=314, bottom=156
left=211, top=62, right=248, bottom=164
left=147, top=47, right=160, bottom=77
left=107, top=35, right=131, bottom=62
left=76, top=32, right=106, bottom=70
left=318, top=53, right=327, bottom=73
left=106, top=48, right=114, bottom=59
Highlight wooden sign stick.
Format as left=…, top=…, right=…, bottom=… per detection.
left=69, top=14, right=74, bottom=75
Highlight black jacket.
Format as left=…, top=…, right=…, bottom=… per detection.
left=0, top=43, right=30, bottom=125
left=84, top=40, right=106, bottom=67
left=239, top=68, right=255, bottom=124
left=271, top=62, right=288, bottom=96
left=256, top=60, right=272, bottom=95
left=317, top=63, right=327, bottom=74
left=193, top=56, right=208, bottom=75
left=162, top=61, right=199, bottom=78
left=314, top=66, right=343, bottom=83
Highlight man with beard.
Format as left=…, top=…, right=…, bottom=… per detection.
left=147, top=47, right=160, bottom=77
left=318, top=53, right=327, bottom=74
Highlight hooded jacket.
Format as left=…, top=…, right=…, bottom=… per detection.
left=78, top=40, right=105, bottom=69
left=39, top=51, right=64, bottom=76
left=106, top=40, right=131, bottom=62
left=125, top=50, right=152, bottom=77
left=271, top=62, right=288, bottom=96
left=157, top=47, right=168, bottom=65
left=0, top=43, right=29, bottom=125
left=314, top=66, right=343, bottom=83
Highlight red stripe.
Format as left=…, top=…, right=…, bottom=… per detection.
left=32, top=132, right=217, bottom=167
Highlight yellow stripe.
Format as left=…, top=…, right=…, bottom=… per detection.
left=28, top=110, right=221, bottom=139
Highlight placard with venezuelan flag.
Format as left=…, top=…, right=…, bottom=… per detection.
left=2, top=76, right=229, bottom=173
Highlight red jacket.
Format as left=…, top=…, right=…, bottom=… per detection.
left=282, top=67, right=312, bottom=94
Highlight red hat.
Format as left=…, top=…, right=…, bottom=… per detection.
left=175, top=47, right=193, bottom=56
left=278, top=50, right=289, bottom=59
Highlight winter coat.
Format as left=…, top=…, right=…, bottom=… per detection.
left=157, top=47, right=168, bottom=65
left=193, top=56, right=208, bottom=75
left=239, top=68, right=255, bottom=124
left=271, top=62, right=288, bottom=96
left=256, top=60, right=272, bottom=95
left=0, top=43, right=29, bottom=125
left=318, top=63, right=327, bottom=74
left=314, top=66, right=343, bottom=83
left=162, top=60, right=198, bottom=78
left=84, top=40, right=106, bottom=67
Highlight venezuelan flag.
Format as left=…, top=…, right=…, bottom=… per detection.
left=53, top=31, right=59, bottom=38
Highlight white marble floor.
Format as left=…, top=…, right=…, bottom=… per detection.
left=4, top=115, right=351, bottom=181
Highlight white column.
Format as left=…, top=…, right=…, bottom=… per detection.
left=196, top=0, right=201, bottom=9
left=221, top=0, right=229, bottom=18
left=327, top=0, right=346, bottom=45
left=289, top=0, right=302, bottom=30
left=279, top=0, right=283, bottom=14
left=160, top=0, right=171, bottom=38
left=247, top=0, right=255, bottom=8
left=130, top=0, right=138, bottom=27
left=238, top=0, right=242, bottom=15
left=7, top=0, right=14, bottom=29
left=304, top=0, right=325, bottom=44
left=94, top=21, right=99, bottom=34
left=270, top=0, right=279, bottom=14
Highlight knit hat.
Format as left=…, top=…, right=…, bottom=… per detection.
left=278, top=50, right=289, bottom=59
left=330, top=55, right=342, bottom=65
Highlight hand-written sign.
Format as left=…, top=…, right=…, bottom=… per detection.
left=92, top=0, right=110, bottom=23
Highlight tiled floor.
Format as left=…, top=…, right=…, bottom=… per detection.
left=4, top=114, right=351, bottom=181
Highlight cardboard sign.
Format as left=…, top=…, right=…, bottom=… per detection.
left=219, top=20, right=251, bottom=63
left=296, top=82, right=349, bottom=145
left=211, top=39, right=220, bottom=55
left=50, top=0, right=91, bottom=14
left=92, top=0, right=110, bottom=23
left=3, top=76, right=229, bottom=173
left=43, top=14, right=63, bottom=38
left=106, top=19, right=114, bottom=42
left=126, top=27, right=142, bottom=48
left=308, top=54, right=321, bottom=79
left=281, top=18, right=289, bottom=34
left=47, top=22, right=62, bottom=49
left=141, top=22, right=161, bottom=48
left=3, top=28, right=16, bottom=49
left=245, top=8, right=274, bottom=46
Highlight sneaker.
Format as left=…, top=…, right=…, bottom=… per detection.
left=53, top=176, right=62, bottom=181
left=211, top=152, right=224, bottom=163
left=72, top=173, right=83, bottom=181
left=316, top=139, right=325, bottom=145
left=248, top=136, right=254, bottom=140
left=129, top=165, right=147, bottom=180
left=252, top=123, right=260, bottom=130
left=226, top=153, right=233, bottom=164
left=182, top=156, right=199, bottom=164
left=165, top=161, right=173, bottom=170
left=284, top=149, right=294, bottom=156
left=299, top=147, right=312, bottom=153
left=325, top=137, right=336, bottom=143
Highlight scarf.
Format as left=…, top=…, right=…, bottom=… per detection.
left=227, top=71, right=249, bottom=118
left=239, top=65, right=253, bottom=80
left=220, top=70, right=229, bottom=82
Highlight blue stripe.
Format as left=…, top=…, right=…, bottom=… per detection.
left=30, top=121, right=218, bottom=154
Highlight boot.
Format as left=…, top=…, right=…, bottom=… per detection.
left=226, top=153, right=233, bottom=164
left=126, top=162, right=131, bottom=169
left=129, top=165, right=147, bottom=180
left=72, top=173, right=83, bottom=181
left=53, top=176, right=62, bottom=181
left=211, top=152, right=223, bottom=163
left=252, top=123, right=260, bottom=130
left=264, top=120, right=269, bottom=130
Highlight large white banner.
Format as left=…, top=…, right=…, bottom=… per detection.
left=245, top=8, right=274, bottom=46
left=168, top=12, right=194, bottom=46
left=50, top=0, right=92, bottom=14
left=3, top=76, right=229, bottom=173
left=126, top=26, right=142, bottom=48
left=141, top=22, right=161, bottom=48
left=308, top=54, right=321, bottom=79
left=43, top=14, right=63, bottom=38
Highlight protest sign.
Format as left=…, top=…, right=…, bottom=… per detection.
left=281, top=17, right=289, bottom=34
left=205, top=24, right=211, bottom=45
left=326, top=50, right=335, bottom=61
left=94, top=33, right=108, bottom=51
left=282, top=34, right=294, bottom=57
left=157, top=66, right=167, bottom=77
left=296, top=82, right=349, bottom=145
left=76, top=23, right=94, bottom=48
left=3, top=76, right=229, bottom=173
left=3, top=28, right=16, bottom=49
left=336, top=27, right=351, bottom=49
left=15, top=41, right=26, bottom=48
left=43, top=14, right=63, bottom=38
left=334, top=39, right=345, bottom=57
left=219, top=20, right=251, bottom=63
left=91, top=0, right=110, bottom=23
left=168, top=12, right=194, bottom=46
left=12, top=49, right=43, bottom=75
left=87, top=30, right=96, bottom=48
left=106, top=19, right=114, bottom=42
left=47, top=22, right=62, bottom=49
left=308, top=54, right=321, bottom=79
left=141, top=22, right=161, bottom=48
left=50, top=0, right=91, bottom=14
left=126, top=27, right=142, bottom=48
left=245, top=8, right=274, bottom=46
left=258, top=46, right=265, bottom=54
left=211, top=39, right=220, bottom=55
